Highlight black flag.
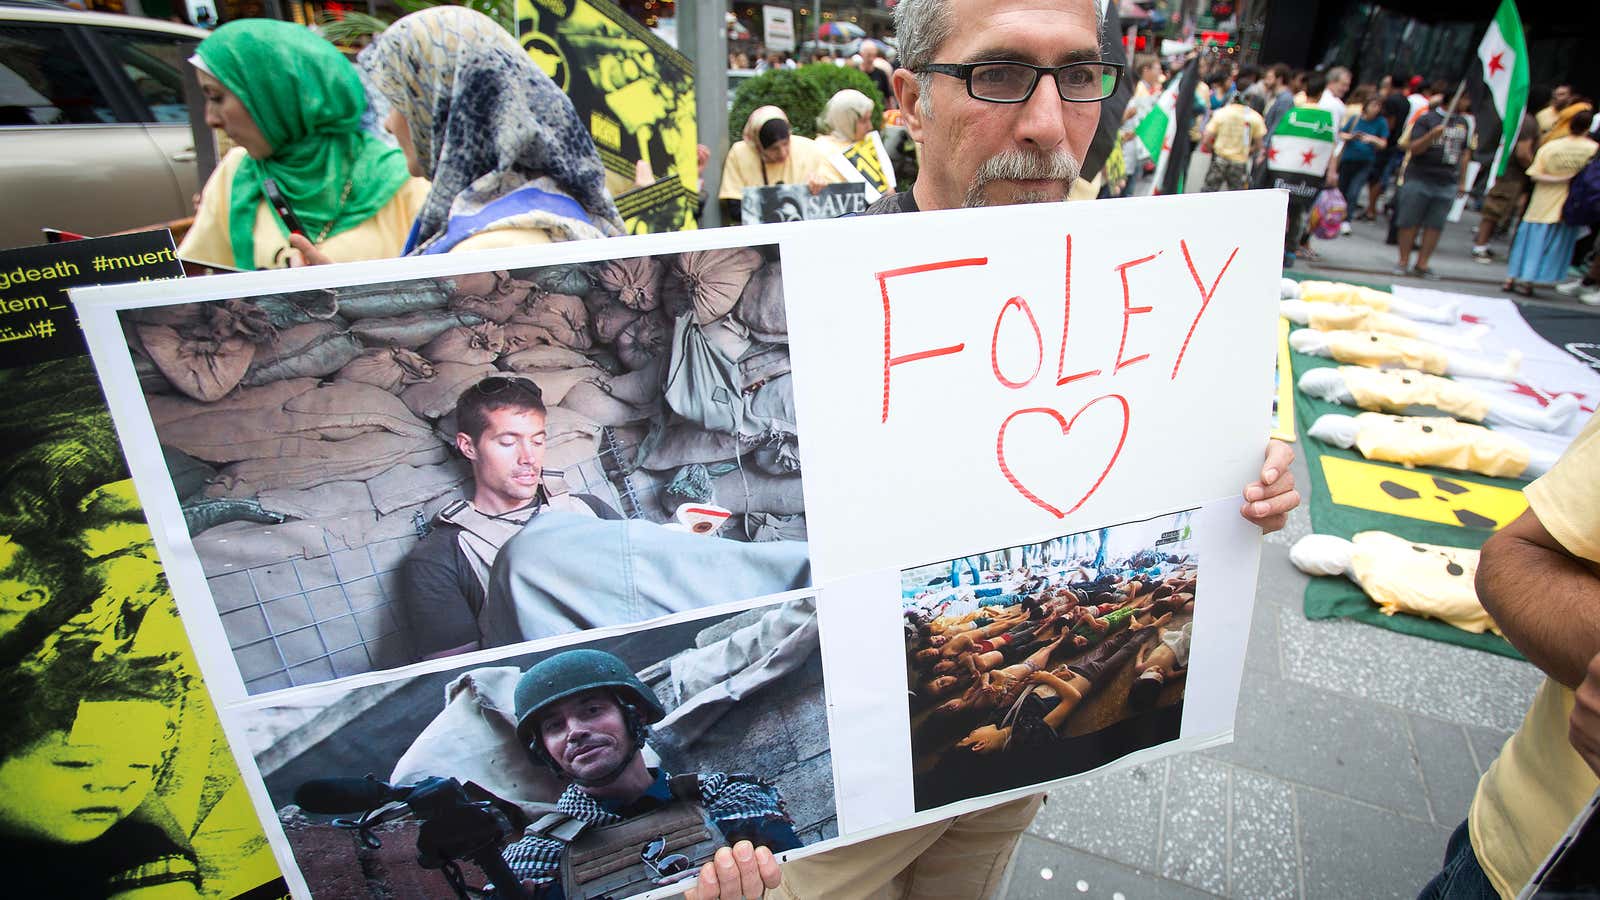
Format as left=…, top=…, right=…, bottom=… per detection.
left=1159, top=54, right=1201, bottom=195
left=1082, top=0, right=1133, bottom=182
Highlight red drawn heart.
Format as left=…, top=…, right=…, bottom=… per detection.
left=996, top=394, right=1130, bottom=518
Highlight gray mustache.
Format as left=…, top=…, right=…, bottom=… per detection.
left=974, top=149, right=1082, bottom=184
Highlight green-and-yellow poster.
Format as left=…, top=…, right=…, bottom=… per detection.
left=516, top=0, right=699, bottom=233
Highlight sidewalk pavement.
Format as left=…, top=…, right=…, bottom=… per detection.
left=1290, top=200, right=1593, bottom=307
left=1001, top=454, right=1546, bottom=899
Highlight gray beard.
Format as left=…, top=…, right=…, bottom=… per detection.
left=963, top=148, right=1082, bottom=208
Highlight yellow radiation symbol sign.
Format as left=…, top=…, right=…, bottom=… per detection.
left=1321, top=456, right=1527, bottom=530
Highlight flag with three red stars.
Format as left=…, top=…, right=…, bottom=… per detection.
left=1464, top=0, right=1529, bottom=184
left=1264, top=105, right=1336, bottom=202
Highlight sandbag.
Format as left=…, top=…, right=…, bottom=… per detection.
left=743, top=373, right=798, bottom=441
left=528, top=262, right=594, bottom=297
left=616, top=312, right=669, bottom=372
left=422, top=323, right=507, bottom=366
left=663, top=313, right=743, bottom=435
left=258, top=480, right=374, bottom=520
left=351, top=310, right=485, bottom=349
left=662, top=248, right=764, bottom=325
left=750, top=439, right=801, bottom=476
left=737, top=344, right=791, bottom=389
left=241, top=320, right=362, bottom=386
left=559, top=380, right=655, bottom=426
left=251, top=288, right=340, bottom=326
left=400, top=361, right=501, bottom=421
left=711, top=466, right=805, bottom=516
left=597, top=357, right=663, bottom=405
left=640, top=423, right=740, bottom=471
left=596, top=256, right=663, bottom=311
left=592, top=298, right=641, bottom=343
left=703, top=317, right=753, bottom=362
left=510, top=367, right=593, bottom=407
left=735, top=260, right=787, bottom=341
left=511, top=293, right=592, bottom=350
left=328, top=279, right=450, bottom=320
left=214, top=432, right=447, bottom=496
left=544, top=407, right=603, bottom=472
left=367, top=459, right=471, bottom=516
left=137, top=323, right=255, bottom=402
left=745, top=512, right=807, bottom=542
left=335, top=347, right=436, bottom=393
left=501, top=344, right=594, bottom=373
left=449, top=270, right=535, bottom=324
left=498, top=322, right=546, bottom=355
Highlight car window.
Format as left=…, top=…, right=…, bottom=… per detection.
left=97, top=29, right=197, bottom=125
left=0, top=23, right=117, bottom=125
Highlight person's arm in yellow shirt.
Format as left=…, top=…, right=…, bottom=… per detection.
left=1476, top=508, right=1600, bottom=689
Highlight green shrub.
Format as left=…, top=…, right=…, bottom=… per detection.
left=797, top=63, right=886, bottom=134
left=728, top=63, right=886, bottom=142
left=729, top=69, right=825, bottom=142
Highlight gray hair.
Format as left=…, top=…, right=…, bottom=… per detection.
left=894, top=0, right=1107, bottom=117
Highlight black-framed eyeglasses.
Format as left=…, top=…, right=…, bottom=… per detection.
left=920, top=60, right=1123, bottom=103
left=641, top=835, right=694, bottom=884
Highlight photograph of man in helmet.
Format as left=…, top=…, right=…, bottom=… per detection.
left=504, top=648, right=800, bottom=898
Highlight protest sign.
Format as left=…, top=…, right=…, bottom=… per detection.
left=0, top=231, right=286, bottom=898
left=515, top=0, right=699, bottom=233
left=73, top=190, right=1285, bottom=899
left=741, top=183, right=869, bottom=223
left=827, top=131, right=897, bottom=201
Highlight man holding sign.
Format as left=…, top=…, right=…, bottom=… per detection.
left=761, top=0, right=1300, bottom=896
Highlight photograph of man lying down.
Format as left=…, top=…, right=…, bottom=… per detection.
left=902, top=510, right=1198, bottom=810
left=117, top=246, right=808, bottom=693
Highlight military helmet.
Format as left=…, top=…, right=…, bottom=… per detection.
left=513, top=648, right=666, bottom=747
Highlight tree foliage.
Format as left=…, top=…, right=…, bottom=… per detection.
left=729, top=63, right=887, bottom=143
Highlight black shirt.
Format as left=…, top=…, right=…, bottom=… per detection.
left=1407, top=109, right=1474, bottom=186
left=401, top=492, right=620, bottom=660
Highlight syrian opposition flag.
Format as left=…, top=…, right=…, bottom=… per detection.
left=1465, top=0, right=1529, bottom=184
left=1136, top=79, right=1179, bottom=187
left=1265, top=106, right=1336, bottom=201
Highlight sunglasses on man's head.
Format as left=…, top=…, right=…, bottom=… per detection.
left=472, top=375, right=542, bottom=399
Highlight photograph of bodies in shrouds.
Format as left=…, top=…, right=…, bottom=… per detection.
left=115, top=245, right=805, bottom=693
left=903, top=510, right=1198, bottom=811
left=252, top=596, right=830, bottom=899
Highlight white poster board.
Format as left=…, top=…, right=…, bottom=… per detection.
left=71, top=190, right=1285, bottom=900
left=764, top=5, right=795, bottom=52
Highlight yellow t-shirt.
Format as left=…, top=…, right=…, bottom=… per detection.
left=1306, top=305, right=1420, bottom=339
left=1297, top=280, right=1393, bottom=312
left=718, top=135, right=846, bottom=200
left=1204, top=103, right=1266, bottom=164
left=1352, top=412, right=1531, bottom=478
left=179, top=147, right=430, bottom=270
left=1470, top=410, right=1600, bottom=898
left=1522, top=135, right=1598, bottom=224
left=1349, top=531, right=1496, bottom=633
left=1340, top=366, right=1490, bottom=422
left=1325, top=331, right=1449, bottom=374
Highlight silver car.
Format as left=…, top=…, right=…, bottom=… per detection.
left=1, top=6, right=208, bottom=249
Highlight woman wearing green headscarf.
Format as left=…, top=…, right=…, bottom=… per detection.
left=177, top=19, right=428, bottom=271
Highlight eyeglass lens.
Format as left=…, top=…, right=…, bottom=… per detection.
left=970, top=62, right=1115, bottom=102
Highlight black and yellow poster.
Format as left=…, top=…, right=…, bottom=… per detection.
left=0, top=232, right=286, bottom=898
left=515, top=0, right=699, bottom=233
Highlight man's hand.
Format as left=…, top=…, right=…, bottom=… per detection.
left=1241, top=439, right=1299, bottom=534
left=1571, top=650, right=1600, bottom=777
left=683, top=841, right=781, bottom=900
left=287, top=233, right=333, bottom=267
